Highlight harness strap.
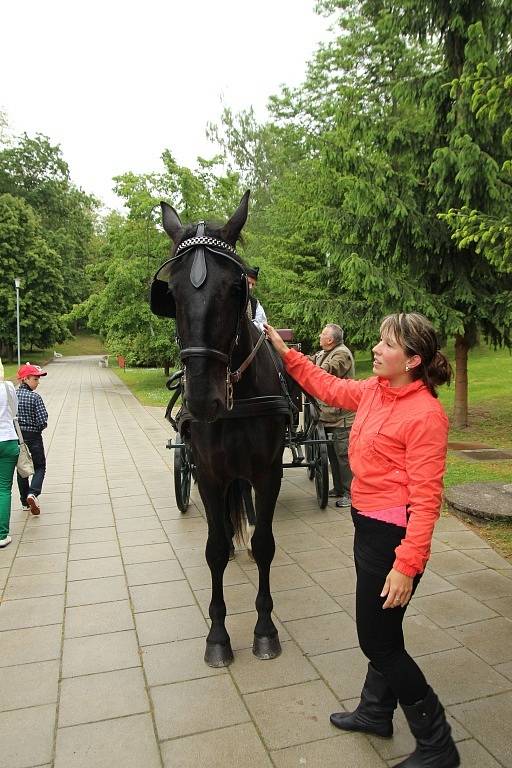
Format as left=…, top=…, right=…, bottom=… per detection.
left=230, top=331, right=266, bottom=383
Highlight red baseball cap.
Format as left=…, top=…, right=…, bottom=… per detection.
left=17, top=363, right=48, bottom=379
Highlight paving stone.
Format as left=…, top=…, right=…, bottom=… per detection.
left=230, top=642, right=318, bottom=693
left=3, top=571, right=66, bottom=599
left=0, top=660, right=59, bottom=711
left=70, top=514, right=115, bottom=530
left=54, top=713, right=161, bottom=768
left=67, top=556, right=124, bottom=581
left=271, top=734, right=387, bottom=768
left=246, top=563, right=314, bottom=592
left=142, top=636, right=225, bottom=685
left=114, top=504, right=157, bottom=519
left=62, top=630, right=141, bottom=677
left=66, top=575, right=129, bottom=606
left=174, top=547, right=212, bottom=567
left=69, top=527, right=117, bottom=544
left=121, top=542, right=176, bottom=564
left=244, top=679, right=341, bottom=750
left=453, top=738, right=504, bottom=767
left=115, top=515, right=162, bottom=532
left=10, top=552, right=67, bottom=576
left=403, top=613, right=462, bottom=656
left=22, top=524, right=69, bottom=541
left=450, top=692, right=512, bottom=767
left=311, top=567, right=356, bottom=596
left=438, top=530, right=491, bottom=549
left=119, top=528, right=168, bottom=547
left=65, top=599, right=134, bottom=637
left=0, top=593, right=64, bottom=630
left=465, top=548, right=512, bottom=570
left=448, top=569, right=512, bottom=600
left=413, top=569, right=458, bottom=597
left=495, top=661, right=512, bottom=681
left=291, top=547, right=353, bottom=572
left=17, top=537, right=68, bottom=556
left=152, top=674, right=249, bottom=740
left=285, top=611, right=358, bottom=655
left=161, top=722, right=273, bottom=768
left=123, top=558, right=183, bottom=586
left=416, top=647, right=511, bottom=705
left=273, top=586, right=341, bottom=622
left=68, top=540, right=121, bottom=560
left=130, top=579, right=195, bottom=612
left=484, top=594, right=512, bottom=619
left=59, top=667, right=148, bottom=726
left=160, top=516, right=207, bottom=534
left=0, top=703, right=55, bottom=768
left=0, top=625, right=62, bottom=667
left=448, top=616, right=512, bottom=665
left=310, top=646, right=369, bottom=700
left=428, top=549, right=488, bottom=577
left=276, top=532, right=332, bottom=554
left=413, top=589, right=498, bottom=627
left=25, top=511, right=70, bottom=526
left=135, top=604, right=208, bottom=645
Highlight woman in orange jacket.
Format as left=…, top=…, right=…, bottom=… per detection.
left=265, top=313, right=459, bottom=768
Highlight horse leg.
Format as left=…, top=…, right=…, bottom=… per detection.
left=203, top=494, right=234, bottom=668
left=251, top=472, right=282, bottom=660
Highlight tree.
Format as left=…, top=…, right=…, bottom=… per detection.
left=0, top=133, right=97, bottom=311
left=0, top=194, right=66, bottom=359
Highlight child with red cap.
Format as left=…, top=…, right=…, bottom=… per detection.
left=16, top=363, right=48, bottom=515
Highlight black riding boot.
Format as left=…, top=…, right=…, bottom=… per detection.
left=330, top=663, right=397, bottom=737
left=395, top=687, right=460, bottom=767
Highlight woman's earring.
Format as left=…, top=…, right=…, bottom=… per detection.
left=405, top=365, right=410, bottom=371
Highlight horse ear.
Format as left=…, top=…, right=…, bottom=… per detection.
left=221, top=190, right=250, bottom=245
left=161, top=202, right=183, bottom=242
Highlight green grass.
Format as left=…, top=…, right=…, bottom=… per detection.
left=113, top=366, right=172, bottom=407
left=2, top=332, right=106, bottom=380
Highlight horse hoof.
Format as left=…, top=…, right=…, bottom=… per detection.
left=204, top=642, right=234, bottom=667
left=253, top=634, right=282, bottom=660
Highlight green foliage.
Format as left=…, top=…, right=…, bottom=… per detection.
left=0, top=132, right=97, bottom=310
left=0, top=193, right=66, bottom=356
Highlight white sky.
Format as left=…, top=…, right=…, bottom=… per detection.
left=2, top=0, right=331, bottom=210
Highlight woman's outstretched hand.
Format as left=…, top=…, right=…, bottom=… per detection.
left=264, top=324, right=290, bottom=359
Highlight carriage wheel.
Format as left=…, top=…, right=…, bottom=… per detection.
left=174, top=435, right=192, bottom=513
left=303, top=402, right=315, bottom=481
left=313, top=424, right=329, bottom=509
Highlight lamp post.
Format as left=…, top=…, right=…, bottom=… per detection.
left=14, top=277, right=21, bottom=367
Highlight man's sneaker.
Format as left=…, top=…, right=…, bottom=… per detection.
left=335, top=495, right=352, bottom=508
left=328, top=488, right=342, bottom=498
left=21, top=502, right=30, bottom=511
left=26, top=494, right=40, bottom=516
left=0, top=535, right=12, bottom=548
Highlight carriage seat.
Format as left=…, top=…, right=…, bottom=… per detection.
left=276, top=329, right=294, bottom=342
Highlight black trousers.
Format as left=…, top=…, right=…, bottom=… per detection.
left=355, top=561, right=428, bottom=705
left=351, top=508, right=429, bottom=705
left=17, top=431, right=46, bottom=501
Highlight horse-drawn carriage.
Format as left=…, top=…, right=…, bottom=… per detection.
left=164, top=330, right=331, bottom=514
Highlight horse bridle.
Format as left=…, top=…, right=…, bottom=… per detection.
left=159, top=223, right=265, bottom=410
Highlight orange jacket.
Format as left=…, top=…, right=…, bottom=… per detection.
left=285, top=348, right=449, bottom=576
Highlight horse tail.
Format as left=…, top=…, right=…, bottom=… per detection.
left=226, top=479, right=248, bottom=545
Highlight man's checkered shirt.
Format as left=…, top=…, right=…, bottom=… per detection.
left=17, top=383, right=48, bottom=432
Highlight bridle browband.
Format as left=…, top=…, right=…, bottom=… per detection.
left=166, top=226, right=266, bottom=410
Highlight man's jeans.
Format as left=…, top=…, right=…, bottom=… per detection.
left=17, top=430, right=46, bottom=502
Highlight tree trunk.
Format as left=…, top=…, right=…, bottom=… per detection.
left=453, top=333, right=469, bottom=428
left=164, top=360, right=170, bottom=376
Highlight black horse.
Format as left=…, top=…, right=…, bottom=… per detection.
left=151, top=192, right=289, bottom=667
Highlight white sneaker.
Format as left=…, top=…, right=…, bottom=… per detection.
left=0, top=535, right=12, bottom=548
left=22, top=503, right=30, bottom=511
left=27, top=494, right=41, bottom=516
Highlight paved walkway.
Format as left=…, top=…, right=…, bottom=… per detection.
left=1, top=357, right=512, bottom=768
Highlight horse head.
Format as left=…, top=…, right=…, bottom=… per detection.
left=156, top=191, right=250, bottom=421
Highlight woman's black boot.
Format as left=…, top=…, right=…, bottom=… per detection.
left=395, top=687, right=460, bottom=767
left=330, top=663, right=397, bottom=737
